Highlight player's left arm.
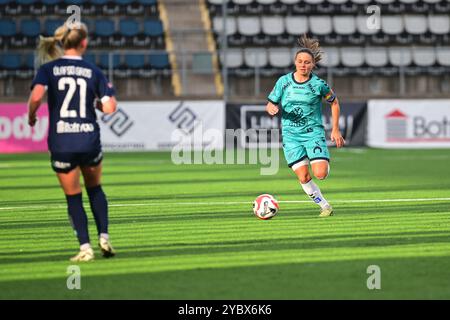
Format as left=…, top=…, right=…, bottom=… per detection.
left=328, top=94, right=345, bottom=148
left=27, top=84, right=46, bottom=127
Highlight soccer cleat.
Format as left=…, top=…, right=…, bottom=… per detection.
left=70, top=247, right=94, bottom=262
left=99, top=237, right=116, bottom=258
left=319, top=205, right=333, bottom=217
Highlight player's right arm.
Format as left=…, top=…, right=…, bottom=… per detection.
left=28, top=65, right=49, bottom=127
left=95, top=67, right=117, bottom=114
left=266, top=101, right=279, bottom=116
left=266, top=76, right=284, bottom=116
left=96, top=96, right=117, bottom=114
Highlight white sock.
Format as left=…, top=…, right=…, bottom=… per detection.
left=80, top=243, right=91, bottom=251
left=100, top=233, right=109, bottom=240
left=301, top=179, right=330, bottom=209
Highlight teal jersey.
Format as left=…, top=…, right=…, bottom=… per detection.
left=268, top=72, right=335, bottom=134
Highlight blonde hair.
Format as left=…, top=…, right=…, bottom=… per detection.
left=37, top=22, right=88, bottom=66
left=295, top=34, right=323, bottom=65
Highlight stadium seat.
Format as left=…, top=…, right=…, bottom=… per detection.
left=244, top=48, right=268, bottom=69
left=262, top=15, right=290, bottom=44
left=376, top=15, right=403, bottom=44
left=374, top=0, right=395, bottom=5
left=412, top=47, right=436, bottom=67
left=44, top=19, right=65, bottom=36
left=143, top=19, right=164, bottom=37
left=290, top=0, right=312, bottom=14
left=24, top=53, right=35, bottom=69
left=237, top=17, right=260, bottom=37
left=315, top=0, right=335, bottom=14
left=280, top=0, right=300, bottom=2
left=10, top=19, right=40, bottom=47
left=309, top=16, right=332, bottom=36
left=381, top=15, right=404, bottom=35
left=95, top=19, right=115, bottom=37
left=428, top=15, right=450, bottom=36
left=0, top=54, right=22, bottom=70
left=436, top=47, right=450, bottom=68
left=365, top=47, right=388, bottom=67
left=149, top=52, right=170, bottom=70
left=213, top=16, right=237, bottom=36
left=119, top=19, right=140, bottom=37
left=17, top=0, right=36, bottom=4
left=0, top=19, right=16, bottom=38
left=341, top=47, right=364, bottom=67
left=268, top=47, right=292, bottom=71
left=63, top=0, right=85, bottom=4
left=232, top=16, right=260, bottom=45
left=355, top=15, right=378, bottom=37
left=285, top=16, right=308, bottom=36
left=120, top=54, right=147, bottom=77
left=434, top=1, right=450, bottom=13
left=124, top=54, right=146, bottom=69
left=220, top=48, right=244, bottom=69
left=115, top=0, right=134, bottom=4
left=148, top=52, right=170, bottom=76
left=261, top=16, right=284, bottom=36
left=232, top=0, right=253, bottom=14
left=21, top=19, right=41, bottom=37
left=135, top=19, right=164, bottom=48
left=404, top=15, right=427, bottom=35
left=333, top=16, right=356, bottom=36
left=98, top=53, right=121, bottom=70
left=318, top=47, right=340, bottom=68
left=389, top=46, right=412, bottom=67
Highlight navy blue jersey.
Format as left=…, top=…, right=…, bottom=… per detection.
left=31, top=56, right=115, bottom=153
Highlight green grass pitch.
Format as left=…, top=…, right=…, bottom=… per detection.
left=0, top=148, right=449, bottom=299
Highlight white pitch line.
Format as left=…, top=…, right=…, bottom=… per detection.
left=1, top=197, right=450, bottom=211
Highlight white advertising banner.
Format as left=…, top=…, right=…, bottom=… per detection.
left=97, top=101, right=225, bottom=151
left=368, top=100, right=450, bottom=148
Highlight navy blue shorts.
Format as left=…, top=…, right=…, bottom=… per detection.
left=50, top=149, right=103, bottom=173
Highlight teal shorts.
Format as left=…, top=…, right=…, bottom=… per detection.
left=282, top=129, right=330, bottom=168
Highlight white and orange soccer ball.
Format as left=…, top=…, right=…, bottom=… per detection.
left=253, top=194, right=279, bottom=220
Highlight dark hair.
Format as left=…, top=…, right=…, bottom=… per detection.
left=295, top=34, right=323, bottom=64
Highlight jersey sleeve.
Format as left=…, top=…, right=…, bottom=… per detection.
left=30, top=65, right=49, bottom=90
left=267, top=77, right=284, bottom=105
left=95, top=68, right=116, bottom=102
left=319, top=80, right=336, bottom=103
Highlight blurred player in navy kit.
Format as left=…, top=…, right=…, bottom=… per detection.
left=27, top=22, right=117, bottom=262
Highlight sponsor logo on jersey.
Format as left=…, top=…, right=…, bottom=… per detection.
left=53, top=161, right=71, bottom=169
left=56, top=120, right=95, bottom=133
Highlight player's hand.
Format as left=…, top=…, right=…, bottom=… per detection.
left=95, top=99, right=103, bottom=112
left=331, top=130, right=345, bottom=148
left=266, top=104, right=279, bottom=116
left=28, top=114, right=37, bottom=127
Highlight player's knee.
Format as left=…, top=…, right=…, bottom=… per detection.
left=314, top=166, right=330, bottom=180
left=315, top=171, right=328, bottom=180
left=298, top=173, right=311, bottom=184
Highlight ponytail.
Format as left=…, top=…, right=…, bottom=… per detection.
left=36, top=22, right=88, bottom=66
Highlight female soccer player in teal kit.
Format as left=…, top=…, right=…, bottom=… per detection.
left=266, top=35, right=345, bottom=217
